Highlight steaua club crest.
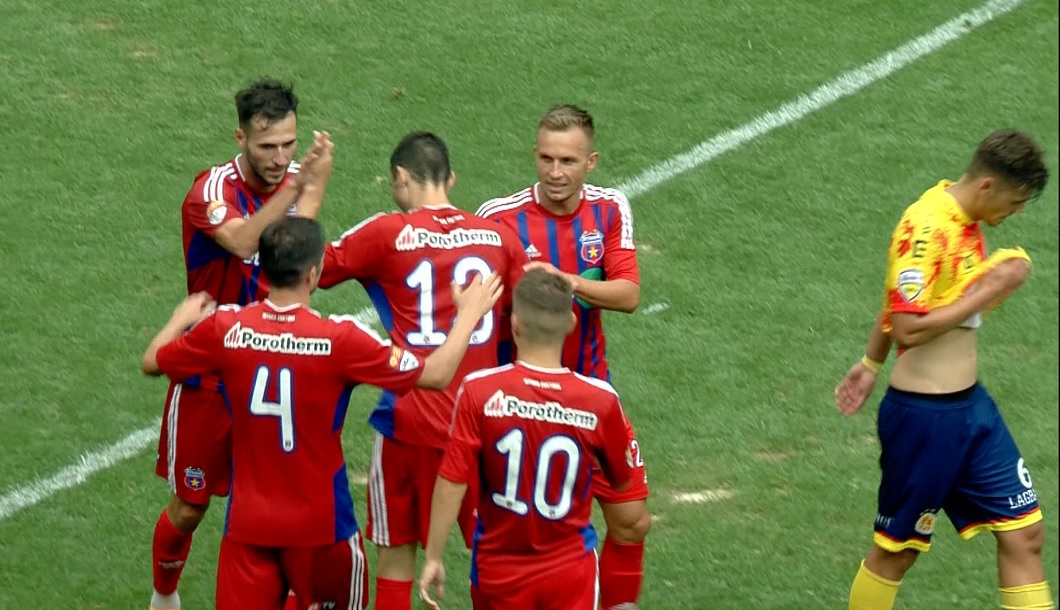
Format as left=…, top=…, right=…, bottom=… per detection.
left=579, top=230, right=604, bottom=265
left=184, top=467, right=206, bottom=491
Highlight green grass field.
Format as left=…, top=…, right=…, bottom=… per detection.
left=0, top=0, right=1056, bottom=608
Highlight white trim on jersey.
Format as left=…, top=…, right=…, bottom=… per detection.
left=166, top=384, right=183, bottom=493
left=572, top=371, right=620, bottom=398
left=515, top=361, right=569, bottom=375
left=203, top=163, right=236, bottom=203
left=368, top=433, right=390, bottom=546
left=330, top=212, right=387, bottom=247
left=348, top=532, right=366, bottom=610
left=593, top=550, right=601, bottom=609
left=328, top=314, right=388, bottom=344
left=475, top=187, right=533, bottom=218
left=584, top=184, right=635, bottom=250
left=233, top=153, right=246, bottom=182
left=287, top=160, right=300, bottom=174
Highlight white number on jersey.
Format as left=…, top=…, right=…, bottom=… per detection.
left=491, top=429, right=580, bottom=520
left=405, top=256, right=494, bottom=347
left=249, top=365, right=295, bottom=453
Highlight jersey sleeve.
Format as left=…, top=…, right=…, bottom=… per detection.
left=602, top=194, right=640, bottom=283
left=331, top=315, right=422, bottom=394
left=437, top=382, right=482, bottom=485
left=183, top=174, right=243, bottom=241
left=319, top=213, right=390, bottom=289
left=156, top=313, right=222, bottom=382
left=593, top=393, right=633, bottom=490
left=885, top=210, right=945, bottom=317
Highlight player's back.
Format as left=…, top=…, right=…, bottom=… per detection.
left=181, top=156, right=298, bottom=305
left=460, top=362, right=631, bottom=564
left=321, top=205, right=526, bottom=447
left=209, top=300, right=382, bottom=548
left=476, top=184, right=639, bottom=379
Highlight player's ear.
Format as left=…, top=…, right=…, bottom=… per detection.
left=566, top=311, right=577, bottom=336
left=235, top=127, right=246, bottom=150
left=511, top=313, right=522, bottom=339
left=447, top=171, right=457, bottom=191
left=586, top=151, right=599, bottom=173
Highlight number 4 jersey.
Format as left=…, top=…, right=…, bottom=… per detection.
left=155, top=300, right=424, bottom=547
left=440, top=362, right=633, bottom=569
left=319, top=205, right=528, bottom=448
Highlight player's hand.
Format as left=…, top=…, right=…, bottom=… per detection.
left=293, top=131, right=334, bottom=189
left=982, top=257, right=1031, bottom=292
left=418, top=559, right=446, bottom=610
left=834, top=361, right=878, bottom=416
left=172, top=292, right=216, bottom=328
left=523, top=261, right=578, bottom=291
left=452, top=272, right=503, bottom=319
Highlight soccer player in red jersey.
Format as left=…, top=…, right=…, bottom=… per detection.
left=150, top=78, right=334, bottom=610
left=418, top=269, right=641, bottom=610
left=142, top=217, right=503, bottom=610
left=476, top=105, right=650, bottom=609
left=318, top=131, right=528, bottom=610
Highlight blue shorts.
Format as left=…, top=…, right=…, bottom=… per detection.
left=873, top=384, right=1042, bottom=552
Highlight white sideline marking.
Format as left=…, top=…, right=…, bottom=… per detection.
left=0, top=306, right=378, bottom=522
left=672, top=489, right=736, bottom=504
left=0, top=0, right=1027, bottom=521
left=617, top=0, right=1026, bottom=198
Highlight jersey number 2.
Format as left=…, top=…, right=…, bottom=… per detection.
left=406, top=256, right=493, bottom=347
left=249, top=366, right=295, bottom=453
left=492, top=429, right=580, bottom=520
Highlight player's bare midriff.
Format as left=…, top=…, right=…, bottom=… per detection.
left=890, top=327, right=978, bottom=394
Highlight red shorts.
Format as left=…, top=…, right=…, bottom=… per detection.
left=591, top=416, right=649, bottom=504
left=155, top=381, right=232, bottom=504
left=366, top=433, right=478, bottom=549
left=471, top=551, right=598, bottom=609
left=215, top=532, right=368, bottom=610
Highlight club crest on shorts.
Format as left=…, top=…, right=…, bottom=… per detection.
left=206, top=200, right=228, bottom=226
left=897, top=268, right=925, bottom=302
left=184, top=467, right=206, bottom=491
left=914, top=510, right=937, bottom=536
left=579, top=230, right=604, bottom=265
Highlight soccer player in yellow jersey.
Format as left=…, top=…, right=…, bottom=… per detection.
left=835, top=129, right=1053, bottom=610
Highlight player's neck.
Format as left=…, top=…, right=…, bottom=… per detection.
left=406, top=185, right=451, bottom=211
left=237, top=155, right=280, bottom=195
left=514, top=344, right=564, bottom=370
left=945, top=178, right=980, bottom=222
left=537, top=186, right=582, bottom=217
left=266, top=287, right=311, bottom=309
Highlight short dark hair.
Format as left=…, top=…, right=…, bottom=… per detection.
left=513, top=269, right=574, bottom=344
left=259, top=218, right=324, bottom=289
left=235, top=78, right=298, bottom=127
left=390, top=131, right=451, bottom=185
left=967, top=129, right=1049, bottom=198
left=538, top=104, right=595, bottom=142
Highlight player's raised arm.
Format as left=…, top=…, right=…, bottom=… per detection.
left=416, top=273, right=504, bottom=389
left=212, top=131, right=333, bottom=260
left=141, top=292, right=217, bottom=376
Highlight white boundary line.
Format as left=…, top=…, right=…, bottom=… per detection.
left=0, top=0, right=1027, bottom=522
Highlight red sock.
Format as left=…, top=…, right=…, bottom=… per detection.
left=152, top=509, right=194, bottom=595
left=374, top=577, right=412, bottom=610
left=598, top=536, right=644, bottom=609
left=282, top=590, right=300, bottom=610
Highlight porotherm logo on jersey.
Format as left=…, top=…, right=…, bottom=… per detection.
left=897, top=268, right=925, bottom=302
left=579, top=230, right=604, bottom=265
left=223, top=322, right=333, bottom=355
left=206, top=200, right=228, bottom=226
left=483, top=389, right=598, bottom=430
left=394, top=224, right=503, bottom=251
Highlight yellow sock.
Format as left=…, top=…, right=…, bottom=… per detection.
left=1000, top=582, right=1055, bottom=609
left=849, top=561, right=901, bottom=610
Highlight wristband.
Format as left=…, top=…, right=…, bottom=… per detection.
left=860, top=355, right=883, bottom=374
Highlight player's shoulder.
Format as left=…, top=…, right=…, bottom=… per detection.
left=569, top=371, right=621, bottom=398
left=186, top=158, right=239, bottom=205
left=898, top=181, right=955, bottom=229
left=583, top=183, right=631, bottom=209
left=476, top=186, right=534, bottom=218
left=330, top=212, right=402, bottom=246
left=327, top=312, right=388, bottom=344
left=459, top=363, right=519, bottom=394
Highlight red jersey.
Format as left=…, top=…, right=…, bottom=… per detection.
left=182, top=155, right=300, bottom=306
left=439, top=362, right=631, bottom=574
left=319, top=205, right=528, bottom=448
left=476, top=184, right=638, bottom=379
left=155, top=300, right=423, bottom=547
